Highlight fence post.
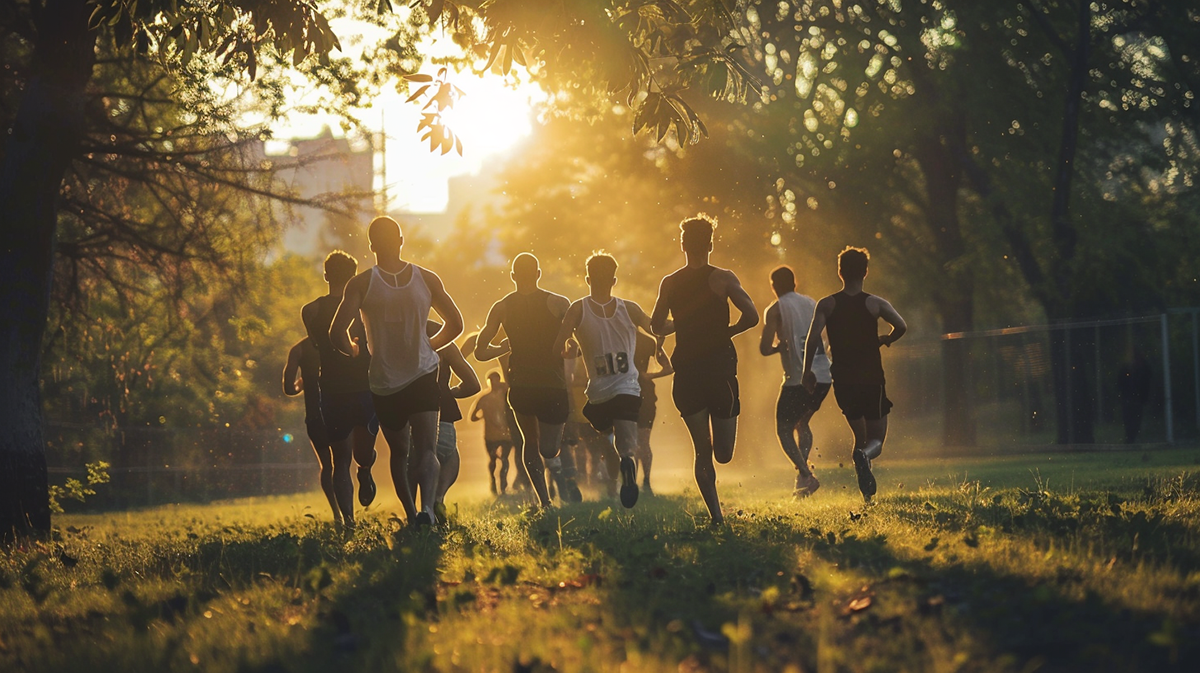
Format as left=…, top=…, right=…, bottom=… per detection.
left=1066, top=326, right=1074, bottom=445
left=1162, top=313, right=1174, bottom=445
left=1094, top=325, right=1102, bottom=431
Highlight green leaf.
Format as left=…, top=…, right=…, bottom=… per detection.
left=403, top=73, right=434, bottom=83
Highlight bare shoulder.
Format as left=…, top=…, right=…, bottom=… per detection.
left=547, top=291, right=571, bottom=317
left=415, top=264, right=445, bottom=289
left=347, top=269, right=372, bottom=295
left=816, top=295, right=837, bottom=314
left=710, top=267, right=744, bottom=294
left=865, top=294, right=894, bottom=315
left=764, top=301, right=780, bottom=319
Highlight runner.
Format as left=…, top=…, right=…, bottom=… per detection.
left=413, top=321, right=480, bottom=522
left=803, top=246, right=906, bottom=503
left=554, top=252, right=658, bottom=508
left=301, top=251, right=378, bottom=527
left=282, top=338, right=339, bottom=523
left=760, top=265, right=831, bottom=498
left=632, top=330, right=672, bottom=496
left=650, top=216, right=759, bottom=525
left=465, top=330, right=530, bottom=493
left=329, top=216, right=464, bottom=526
left=470, top=371, right=514, bottom=495
left=475, top=253, right=581, bottom=508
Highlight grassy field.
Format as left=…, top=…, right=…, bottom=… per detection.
left=3, top=448, right=1200, bottom=672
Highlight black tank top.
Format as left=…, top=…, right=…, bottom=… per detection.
left=303, top=294, right=371, bottom=395
left=438, top=357, right=463, bottom=423
left=826, top=291, right=884, bottom=385
left=298, top=339, right=323, bottom=425
left=503, top=290, right=566, bottom=389
left=665, top=265, right=736, bottom=376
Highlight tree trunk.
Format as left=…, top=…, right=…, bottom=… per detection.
left=0, top=0, right=95, bottom=537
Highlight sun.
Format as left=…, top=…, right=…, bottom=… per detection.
left=437, top=73, right=541, bottom=159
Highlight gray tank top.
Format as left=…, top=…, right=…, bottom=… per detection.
left=359, top=265, right=439, bottom=395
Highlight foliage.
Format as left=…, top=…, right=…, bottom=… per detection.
left=46, top=461, right=111, bottom=514
left=2, top=451, right=1199, bottom=671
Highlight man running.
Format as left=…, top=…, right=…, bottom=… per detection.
left=412, top=321, right=480, bottom=522
left=553, top=252, right=657, bottom=508
left=760, top=265, right=831, bottom=498
left=301, top=251, right=379, bottom=527
left=476, top=253, right=581, bottom=508
left=330, top=216, right=464, bottom=526
left=803, top=246, right=906, bottom=503
left=632, top=322, right=672, bottom=496
left=651, top=216, right=759, bottom=525
left=282, top=338, right=339, bottom=523
left=470, top=371, right=514, bottom=495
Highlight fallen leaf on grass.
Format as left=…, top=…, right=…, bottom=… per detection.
left=846, top=596, right=872, bottom=613
left=556, top=573, right=602, bottom=590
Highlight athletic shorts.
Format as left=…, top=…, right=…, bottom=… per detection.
left=435, top=421, right=458, bottom=462
left=776, top=383, right=831, bottom=428
left=508, top=386, right=569, bottom=425
left=672, top=367, right=740, bottom=419
left=637, top=392, right=657, bottom=429
left=372, top=370, right=440, bottom=431
left=485, top=439, right=512, bottom=455
left=320, top=390, right=379, bottom=443
left=583, top=394, right=642, bottom=433
left=833, top=382, right=893, bottom=421
left=305, top=419, right=330, bottom=447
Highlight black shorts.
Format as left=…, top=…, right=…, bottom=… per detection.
left=320, top=390, right=379, bottom=443
left=833, top=382, right=893, bottom=421
left=485, top=439, right=512, bottom=455
left=582, top=394, right=642, bottom=433
left=508, top=386, right=569, bottom=425
left=637, top=390, right=657, bottom=429
left=672, top=367, right=740, bottom=419
left=372, top=371, right=440, bottom=431
left=305, top=419, right=330, bottom=447
left=776, top=383, right=831, bottom=428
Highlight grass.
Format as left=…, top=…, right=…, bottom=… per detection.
left=3, top=449, right=1200, bottom=672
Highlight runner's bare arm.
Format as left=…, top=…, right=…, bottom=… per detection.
left=759, top=303, right=782, bottom=356
left=650, top=342, right=674, bottom=379
left=873, top=297, right=908, bottom=347
left=626, top=301, right=656, bottom=336
left=553, top=300, right=584, bottom=359
left=423, top=268, right=465, bottom=352
left=649, top=276, right=675, bottom=336
left=803, top=297, right=834, bottom=390
left=474, top=301, right=510, bottom=362
left=330, top=272, right=368, bottom=356
left=721, top=270, right=760, bottom=338
left=282, top=340, right=304, bottom=396
left=547, top=293, right=571, bottom=319
left=443, top=343, right=482, bottom=398
left=469, top=397, right=484, bottom=422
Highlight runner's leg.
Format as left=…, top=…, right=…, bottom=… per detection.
left=683, top=410, right=722, bottom=524
left=409, top=410, right=441, bottom=518
left=311, top=439, right=340, bottom=523
left=351, top=424, right=377, bottom=506
left=636, top=427, right=653, bottom=488
left=434, top=423, right=460, bottom=505
left=514, top=412, right=551, bottom=507
left=486, top=442, right=500, bottom=495
left=383, top=424, right=418, bottom=522
left=711, top=416, right=737, bottom=465
left=330, top=437, right=356, bottom=524
left=499, top=442, right=512, bottom=493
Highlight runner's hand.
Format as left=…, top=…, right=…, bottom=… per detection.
left=350, top=337, right=361, bottom=357
left=802, top=370, right=817, bottom=393
left=563, top=338, right=580, bottom=358
left=878, top=334, right=892, bottom=348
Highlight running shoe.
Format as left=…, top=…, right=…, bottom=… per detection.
left=642, top=482, right=654, bottom=498
left=414, top=511, right=433, bottom=527
left=619, top=457, right=639, bottom=508
left=852, top=448, right=877, bottom=500
left=433, top=501, right=448, bottom=523
left=863, top=439, right=883, bottom=460
left=358, top=465, right=376, bottom=507
left=564, top=478, right=583, bottom=503
left=794, top=473, right=821, bottom=498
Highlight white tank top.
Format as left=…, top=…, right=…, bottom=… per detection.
left=576, top=297, right=641, bottom=404
left=778, top=292, right=832, bottom=386
left=359, top=265, right=439, bottom=395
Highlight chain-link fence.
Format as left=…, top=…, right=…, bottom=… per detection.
left=886, top=309, right=1200, bottom=448
left=45, top=422, right=315, bottom=508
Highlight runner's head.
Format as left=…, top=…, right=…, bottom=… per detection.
left=585, top=251, right=618, bottom=291
left=770, top=265, right=795, bottom=298
left=486, top=369, right=503, bottom=389
left=324, top=250, right=358, bottom=286
left=679, top=214, right=716, bottom=255
left=511, top=252, right=541, bottom=287
left=838, top=246, right=869, bottom=281
left=368, top=216, right=403, bottom=257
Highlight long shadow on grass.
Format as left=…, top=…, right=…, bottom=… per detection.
left=525, top=495, right=1197, bottom=672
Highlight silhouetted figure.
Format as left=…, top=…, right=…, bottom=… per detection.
left=471, top=371, right=514, bottom=495
left=650, top=216, right=759, bottom=525
left=302, top=251, right=379, bottom=527
left=760, top=265, right=831, bottom=498
left=282, top=338, right=339, bottom=523
left=553, top=252, right=659, bottom=508
left=407, top=321, right=480, bottom=521
left=633, top=329, right=672, bottom=495
left=330, top=216, right=464, bottom=526
left=805, top=247, right=906, bottom=504
left=1117, top=348, right=1153, bottom=444
left=475, top=253, right=581, bottom=508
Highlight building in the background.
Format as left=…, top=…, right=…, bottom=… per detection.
left=394, top=166, right=506, bottom=244
left=265, top=127, right=375, bottom=259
